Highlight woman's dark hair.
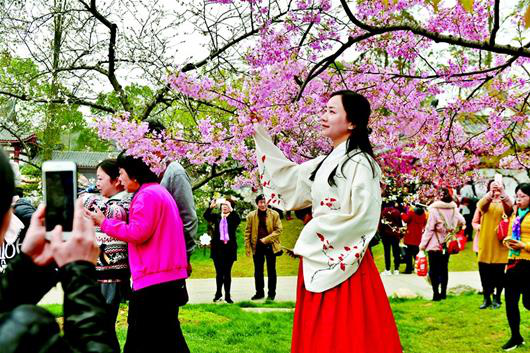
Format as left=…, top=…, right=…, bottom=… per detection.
left=96, top=159, right=120, bottom=180
left=440, top=188, right=453, bottom=203
left=117, top=151, right=158, bottom=185
left=0, top=150, right=15, bottom=220
left=309, top=90, right=377, bottom=186
left=515, top=183, right=530, bottom=197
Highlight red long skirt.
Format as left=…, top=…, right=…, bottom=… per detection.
left=291, top=251, right=402, bottom=353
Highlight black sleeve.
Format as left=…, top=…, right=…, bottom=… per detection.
left=60, top=261, right=120, bottom=353
left=0, top=253, right=58, bottom=313
left=229, top=212, right=241, bottom=229
left=203, top=207, right=217, bottom=223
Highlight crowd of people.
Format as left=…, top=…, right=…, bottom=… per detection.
left=0, top=88, right=527, bottom=353
left=379, top=179, right=530, bottom=351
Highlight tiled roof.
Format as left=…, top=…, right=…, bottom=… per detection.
left=37, top=151, right=119, bottom=168
left=0, top=129, right=36, bottom=143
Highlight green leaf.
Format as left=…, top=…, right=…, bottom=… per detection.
left=432, top=0, right=441, bottom=12
left=459, top=0, right=474, bottom=12
left=425, top=0, right=441, bottom=12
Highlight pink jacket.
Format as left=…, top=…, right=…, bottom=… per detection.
left=420, top=201, right=466, bottom=252
left=472, top=208, right=481, bottom=253
left=101, top=183, right=188, bottom=290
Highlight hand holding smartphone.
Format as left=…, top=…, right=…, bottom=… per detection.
left=42, top=161, right=77, bottom=240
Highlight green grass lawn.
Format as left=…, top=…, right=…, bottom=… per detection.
left=190, top=218, right=478, bottom=279
left=190, top=218, right=304, bottom=278
left=43, top=294, right=530, bottom=352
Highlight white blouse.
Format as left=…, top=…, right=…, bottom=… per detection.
left=254, top=124, right=382, bottom=293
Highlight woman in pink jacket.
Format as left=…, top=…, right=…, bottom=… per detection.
left=90, top=152, right=189, bottom=353
left=420, top=188, right=465, bottom=301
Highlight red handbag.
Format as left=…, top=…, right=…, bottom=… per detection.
left=456, top=229, right=467, bottom=251
left=415, top=251, right=428, bottom=277
left=497, top=215, right=510, bottom=241
left=446, top=238, right=460, bottom=254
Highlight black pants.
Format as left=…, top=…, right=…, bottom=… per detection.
left=505, top=260, right=530, bottom=340
left=253, top=244, right=277, bottom=297
left=428, top=251, right=450, bottom=296
left=213, top=257, right=235, bottom=299
left=478, top=262, right=505, bottom=301
left=100, top=280, right=130, bottom=349
left=382, top=236, right=400, bottom=271
left=404, top=245, right=419, bottom=273
left=124, top=280, right=189, bottom=353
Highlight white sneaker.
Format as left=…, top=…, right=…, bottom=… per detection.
left=393, top=270, right=400, bottom=275
left=381, top=270, right=392, bottom=276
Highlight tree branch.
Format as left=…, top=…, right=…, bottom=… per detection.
left=78, top=0, right=131, bottom=112
left=339, top=0, right=530, bottom=58
left=181, top=9, right=290, bottom=72
left=191, top=166, right=243, bottom=190
left=490, top=0, right=500, bottom=47
left=295, top=32, right=379, bottom=101
left=0, top=90, right=116, bottom=113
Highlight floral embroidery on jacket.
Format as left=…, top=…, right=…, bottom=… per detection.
left=319, top=197, right=340, bottom=210
left=311, top=232, right=368, bottom=283
left=259, top=154, right=283, bottom=206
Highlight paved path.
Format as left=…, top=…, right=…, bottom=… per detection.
left=38, top=271, right=482, bottom=305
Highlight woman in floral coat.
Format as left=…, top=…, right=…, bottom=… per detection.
left=253, top=90, right=401, bottom=353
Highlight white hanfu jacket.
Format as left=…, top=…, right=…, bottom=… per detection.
left=254, top=124, right=382, bottom=293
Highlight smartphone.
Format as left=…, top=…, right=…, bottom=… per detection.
left=494, top=173, right=503, bottom=185
left=42, top=161, right=77, bottom=240
left=216, top=198, right=226, bottom=206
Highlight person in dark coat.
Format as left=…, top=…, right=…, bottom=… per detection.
left=380, top=202, right=403, bottom=275
left=0, top=149, right=119, bottom=352
left=13, top=189, right=36, bottom=238
left=204, top=198, right=241, bottom=303
left=0, top=190, right=36, bottom=272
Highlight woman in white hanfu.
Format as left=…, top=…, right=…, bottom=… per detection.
left=253, top=90, right=402, bottom=353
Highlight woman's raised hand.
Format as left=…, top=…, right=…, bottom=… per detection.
left=250, top=111, right=261, bottom=124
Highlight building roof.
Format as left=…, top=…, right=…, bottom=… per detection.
left=37, top=151, right=119, bottom=169
left=0, top=129, right=36, bottom=143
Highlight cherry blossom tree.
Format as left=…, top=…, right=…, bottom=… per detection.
left=83, top=1, right=530, bottom=190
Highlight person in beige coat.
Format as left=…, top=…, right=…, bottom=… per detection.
left=245, top=194, right=283, bottom=300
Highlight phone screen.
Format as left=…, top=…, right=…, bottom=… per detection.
left=45, top=170, right=75, bottom=232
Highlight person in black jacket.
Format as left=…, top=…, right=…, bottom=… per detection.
left=204, top=198, right=241, bottom=303
left=0, top=189, right=37, bottom=272
left=13, top=188, right=36, bottom=236
left=0, top=149, right=119, bottom=353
